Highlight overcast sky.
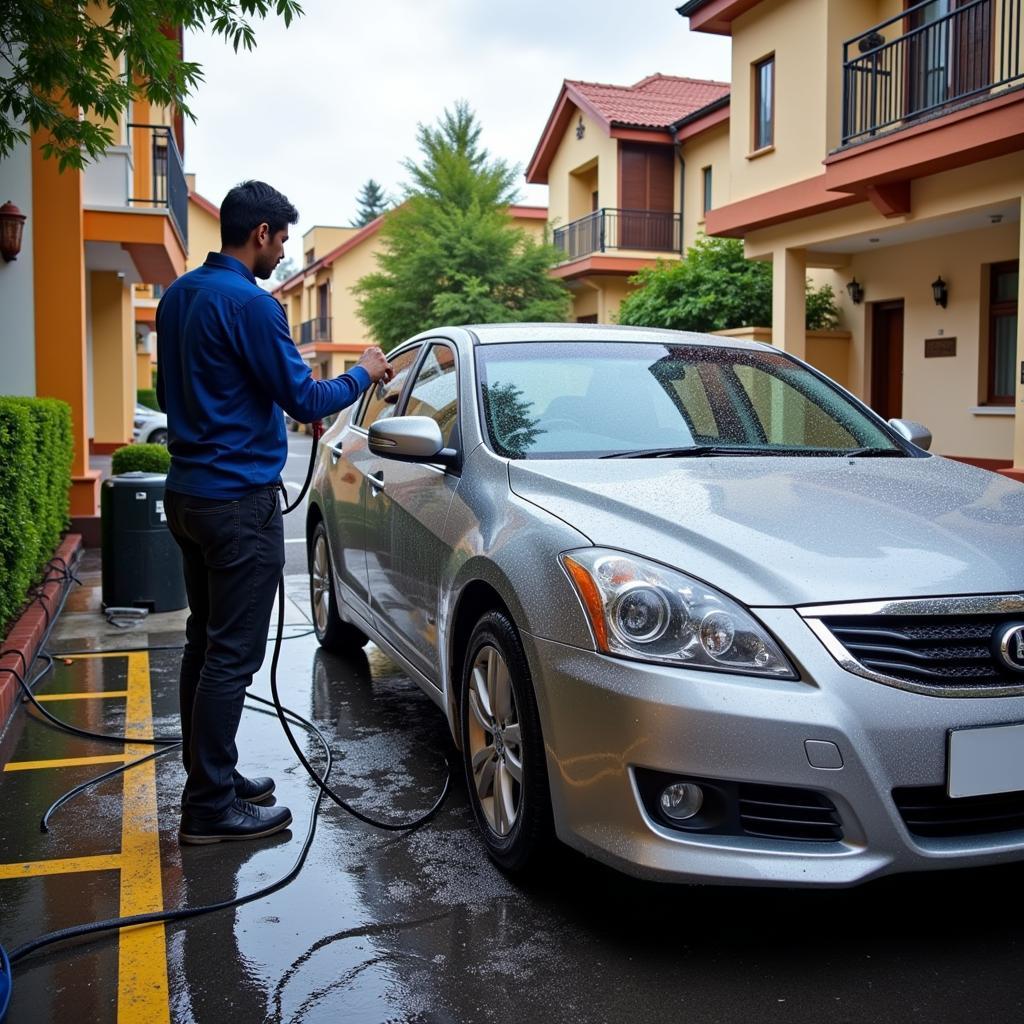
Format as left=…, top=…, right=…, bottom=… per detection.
left=184, top=0, right=731, bottom=266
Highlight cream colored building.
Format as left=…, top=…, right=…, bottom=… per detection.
left=527, top=74, right=731, bottom=323
left=132, top=176, right=221, bottom=389
left=681, top=0, right=1024, bottom=477
left=273, top=205, right=549, bottom=379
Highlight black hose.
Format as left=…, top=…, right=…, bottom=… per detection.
left=7, top=693, right=334, bottom=965
left=1, top=420, right=453, bottom=990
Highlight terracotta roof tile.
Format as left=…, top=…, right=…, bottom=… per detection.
left=567, top=73, right=729, bottom=130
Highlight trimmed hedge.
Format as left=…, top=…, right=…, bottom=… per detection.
left=137, top=388, right=159, bottom=411
left=0, top=397, right=73, bottom=635
left=111, top=443, right=170, bottom=475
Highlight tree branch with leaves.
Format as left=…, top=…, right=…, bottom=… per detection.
left=355, top=101, right=570, bottom=350
left=0, top=1, right=303, bottom=170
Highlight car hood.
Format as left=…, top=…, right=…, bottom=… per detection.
left=508, top=456, right=1024, bottom=606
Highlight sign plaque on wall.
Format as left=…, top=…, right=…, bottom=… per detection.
left=925, top=337, right=957, bottom=358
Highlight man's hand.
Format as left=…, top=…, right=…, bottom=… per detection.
left=356, top=346, right=394, bottom=385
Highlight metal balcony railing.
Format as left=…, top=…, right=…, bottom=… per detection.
left=842, top=0, right=1022, bottom=145
left=292, top=317, right=333, bottom=345
left=127, top=124, right=188, bottom=246
left=552, top=208, right=682, bottom=262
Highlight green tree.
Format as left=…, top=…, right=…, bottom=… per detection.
left=355, top=102, right=570, bottom=350
left=352, top=179, right=389, bottom=226
left=617, top=235, right=839, bottom=333
left=1, top=1, right=303, bottom=170
left=273, top=256, right=299, bottom=283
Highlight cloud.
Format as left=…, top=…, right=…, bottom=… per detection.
left=184, top=0, right=730, bottom=262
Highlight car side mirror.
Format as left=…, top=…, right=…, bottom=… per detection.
left=888, top=418, right=932, bottom=451
left=368, top=415, right=459, bottom=467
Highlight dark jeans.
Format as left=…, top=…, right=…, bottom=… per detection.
left=165, top=485, right=285, bottom=819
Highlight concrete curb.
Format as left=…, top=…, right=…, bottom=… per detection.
left=0, top=534, right=83, bottom=737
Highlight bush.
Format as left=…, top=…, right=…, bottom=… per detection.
left=617, top=235, right=840, bottom=332
left=137, top=388, right=158, bottom=411
left=111, top=443, right=170, bottom=475
left=0, top=396, right=72, bottom=635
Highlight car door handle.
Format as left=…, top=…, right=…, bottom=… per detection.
left=367, top=471, right=385, bottom=493
left=329, top=442, right=344, bottom=465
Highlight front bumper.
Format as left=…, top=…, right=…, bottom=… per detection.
left=521, top=607, right=1024, bottom=887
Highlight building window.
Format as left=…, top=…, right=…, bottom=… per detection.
left=304, top=248, right=315, bottom=266
left=702, top=166, right=713, bottom=216
left=988, top=261, right=1019, bottom=405
left=753, top=55, right=775, bottom=151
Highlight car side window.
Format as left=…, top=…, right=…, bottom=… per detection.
left=356, top=346, right=420, bottom=429
left=404, top=344, right=458, bottom=447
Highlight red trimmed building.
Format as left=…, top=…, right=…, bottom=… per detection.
left=526, top=73, right=730, bottom=322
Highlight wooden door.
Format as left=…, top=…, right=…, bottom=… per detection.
left=952, top=0, right=992, bottom=97
left=871, top=301, right=905, bottom=420
left=619, top=143, right=674, bottom=250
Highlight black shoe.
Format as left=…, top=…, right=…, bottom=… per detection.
left=179, top=775, right=275, bottom=809
left=179, top=799, right=292, bottom=845
left=234, top=775, right=275, bottom=803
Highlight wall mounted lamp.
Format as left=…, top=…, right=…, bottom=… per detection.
left=846, top=278, right=864, bottom=304
left=0, top=201, right=26, bottom=262
left=931, top=275, right=948, bottom=308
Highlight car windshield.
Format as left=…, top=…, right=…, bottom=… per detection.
left=475, top=341, right=903, bottom=460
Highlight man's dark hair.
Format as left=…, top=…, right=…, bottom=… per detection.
left=220, top=180, right=299, bottom=247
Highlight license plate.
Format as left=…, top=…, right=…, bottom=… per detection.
left=947, top=722, right=1024, bottom=799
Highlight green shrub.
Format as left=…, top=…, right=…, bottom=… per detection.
left=111, top=443, right=170, bottom=475
left=137, top=388, right=159, bottom=411
left=0, top=396, right=73, bottom=635
left=617, top=235, right=841, bottom=332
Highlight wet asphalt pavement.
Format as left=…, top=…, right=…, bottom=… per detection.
left=2, top=547, right=1024, bottom=1023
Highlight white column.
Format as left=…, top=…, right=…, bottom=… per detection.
left=772, top=247, right=807, bottom=360
left=1009, top=204, right=1024, bottom=478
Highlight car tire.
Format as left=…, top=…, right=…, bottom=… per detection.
left=148, top=428, right=168, bottom=445
left=309, top=520, right=368, bottom=653
left=460, top=609, right=553, bottom=873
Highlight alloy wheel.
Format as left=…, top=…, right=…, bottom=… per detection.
left=311, top=532, right=331, bottom=636
left=467, top=644, right=523, bottom=836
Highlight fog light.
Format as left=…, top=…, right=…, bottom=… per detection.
left=659, top=782, right=703, bottom=821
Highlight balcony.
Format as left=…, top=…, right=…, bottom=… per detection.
left=842, top=0, right=1023, bottom=146
left=553, top=208, right=682, bottom=263
left=292, top=317, right=333, bottom=345
left=126, top=124, right=189, bottom=247
left=82, top=123, right=188, bottom=285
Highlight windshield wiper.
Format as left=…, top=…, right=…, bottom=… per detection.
left=838, top=447, right=905, bottom=457
left=600, top=445, right=761, bottom=459
left=600, top=445, right=906, bottom=459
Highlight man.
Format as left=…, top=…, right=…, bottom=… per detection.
left=157, top=180, right=392, bottom=845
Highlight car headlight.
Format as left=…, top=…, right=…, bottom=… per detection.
left=560, top=548, right=796, bottom=679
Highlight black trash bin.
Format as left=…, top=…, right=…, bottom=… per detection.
left=101, top=472, right=187, bottom=612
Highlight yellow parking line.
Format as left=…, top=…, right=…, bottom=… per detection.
left=117, top=650, right=169, bottom=1024
left=35, top=690, right=129, bottom=702
left=0, top=854, right=122, bottom=880
left=4, top=754, right=128, bottom=772
left=55, top=651, right=140, bottom=660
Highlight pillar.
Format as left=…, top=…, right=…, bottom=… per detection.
left=32, top=128, right=100, bottom=518
left=1003, top=203, right=1024, bottom=483
left=91, top=271, right=136, bottom=450
left=772, top=247, right=807, bottom=360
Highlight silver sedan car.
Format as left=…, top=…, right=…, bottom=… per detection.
left=306, top=323, right=1024, bottom=887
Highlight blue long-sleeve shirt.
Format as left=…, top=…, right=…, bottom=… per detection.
left=156, top=252, right=370, bottom=499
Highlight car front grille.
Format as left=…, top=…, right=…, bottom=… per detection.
left=737, top=783, right=843, bottom=842
left=893, top=786, right=1024, bottom=838
left=806, top=604, right=1024, bottom=696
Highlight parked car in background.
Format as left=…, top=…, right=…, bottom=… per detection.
left=133, top=404, right=167, bottom=445
left=307, top=323, right=1024, bottom=887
